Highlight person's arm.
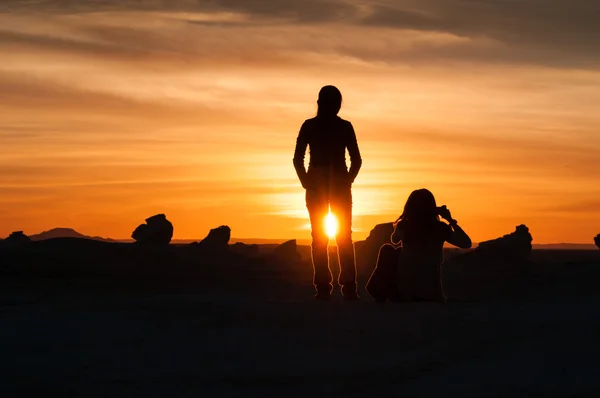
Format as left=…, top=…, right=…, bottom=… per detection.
left=293, top=122, right=309, bottom=189
left=390, top=219, right=403, bottom=245
left=438, top=206, right=471, bottom=249
left=447, top=221, right=472, bottom=249
left=346, top=122, right=362, bottom=183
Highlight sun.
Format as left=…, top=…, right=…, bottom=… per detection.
left=324, top=210, right=338, bottom=239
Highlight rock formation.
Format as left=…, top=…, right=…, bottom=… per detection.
left=230, top=242, right=260, bottom=257
left=355, top=222, right=395, bottom=271
left=595, top=234, right=600, bottom=249
left=476, top=224, right=533, bottom=264
left=270, top=239, right=301, bottom=263
left=4, top=231, right=32, bottom=246
left=197, top=225, right=231, bottom=251
left=131, top=214, right=174, bottom=245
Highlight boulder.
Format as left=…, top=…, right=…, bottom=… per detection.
left=5, top=231, right=32, bottom=245
left=355, top=222, right=395, bottom=271
left=131, top=214, right=173, bottom=245
left=270, top=239, right=301, bottom=263
left=595, top=234, right=600, bottom=249
left=2, top=231, right=31, bottom=249
left=230, top=242, right=260, bottom=257
left=476, top=224, right=533, bottom=264
left=197, top=225, right=231, bottom=251
left=4, top=231, right=31, bottom=245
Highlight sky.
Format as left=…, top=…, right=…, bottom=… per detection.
left=1, top=0, right=599, bottom=243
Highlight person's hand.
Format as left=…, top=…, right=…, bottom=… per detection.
left=438, top=205, right=453, bottom=222
left=300, top=176, right=312, bottom=190
left=344, top=172, right=354, bottom=186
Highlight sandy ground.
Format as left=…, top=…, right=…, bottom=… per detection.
left=1, top=250, right=600, bottom=397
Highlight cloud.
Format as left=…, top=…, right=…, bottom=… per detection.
left=194, top=0, right=358, bottom=23
left=360, top=0, right=600, bottom=67
left=2, top=0, right=599, bottom=68
left=0, top=0, right=359, bottom=22
left=542, top=200, right=600, bottom=214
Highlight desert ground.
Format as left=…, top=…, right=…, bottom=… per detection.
left=1, top=240, right=600, bottom=397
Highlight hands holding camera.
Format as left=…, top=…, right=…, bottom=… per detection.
left=438, top=205, right=457, bottom=225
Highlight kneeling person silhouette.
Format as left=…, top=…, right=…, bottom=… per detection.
left=367, top=189, right=472, bottom=302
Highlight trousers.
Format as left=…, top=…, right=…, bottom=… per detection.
left=306, top=184, right=357, bottom=295
left=366, top=244, right=400, bottom=301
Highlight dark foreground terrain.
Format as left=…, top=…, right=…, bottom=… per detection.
left=1, top=240, right=600, bottom=397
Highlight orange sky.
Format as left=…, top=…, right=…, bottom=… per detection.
left=1, top=1, right=599, bottom=243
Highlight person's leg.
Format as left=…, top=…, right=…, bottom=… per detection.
left=366, top=243, right=398, bottom=302
left=330, top=188, right=358, bottom=299
left=306, top=189, right=332, bottom=298
left=435, top=264, right=447, bottom=302
left=396, top=251, right=415, bottom=301
left=416, top=263, right=446, bottom=302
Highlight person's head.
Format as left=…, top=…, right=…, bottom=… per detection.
left=400, top=188, right=440, bottom=224
left=317, top=85, right=342, bottom=117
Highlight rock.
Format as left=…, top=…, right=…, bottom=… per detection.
left=230, top=242, right=259, bottom=257
left=3, top=231, right=32, bottom=247
left=476, top=224, right=533, bottom=264
left=355, top=222, right=395, bottom=271
left=271, top=239, right=301, bottom=263
left=197, top=225, right=231, bottom=251
left=131, top=214, right=173, bottom=245
left=7, top=231, right=31, bottom=243
left=595, top=234, right=600, bottom=249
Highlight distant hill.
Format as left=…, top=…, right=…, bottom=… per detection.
left=29, top=228, right=115, bottom=242
left=230, top=238, right=311, bottom=245
left=11, top=228, right=599, bottom=250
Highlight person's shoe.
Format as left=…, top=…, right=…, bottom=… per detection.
left=314, top=292, right=332, bottom=301
left=343, top=292, right=360, bottom=301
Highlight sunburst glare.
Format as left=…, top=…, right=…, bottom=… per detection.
left=324, top=209, right=338, bottom=239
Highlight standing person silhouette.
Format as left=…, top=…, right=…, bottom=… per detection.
left=293, top=86, right=362, bottom=300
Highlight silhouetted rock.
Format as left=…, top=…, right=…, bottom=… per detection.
left=476, top=224, right=532, bottom=265
left=230, top=242, right=260, bottom=257
left=270, top=239, right=301, bottom=263
left=197, top=225, right=231, bottom=251
left=131, top=214, right=173, bottom=245
left=595, top=234, right=600, bottom=249
left=4, top=231, right=32, bottom=246
left=355, top=222, right=395, bottom=271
